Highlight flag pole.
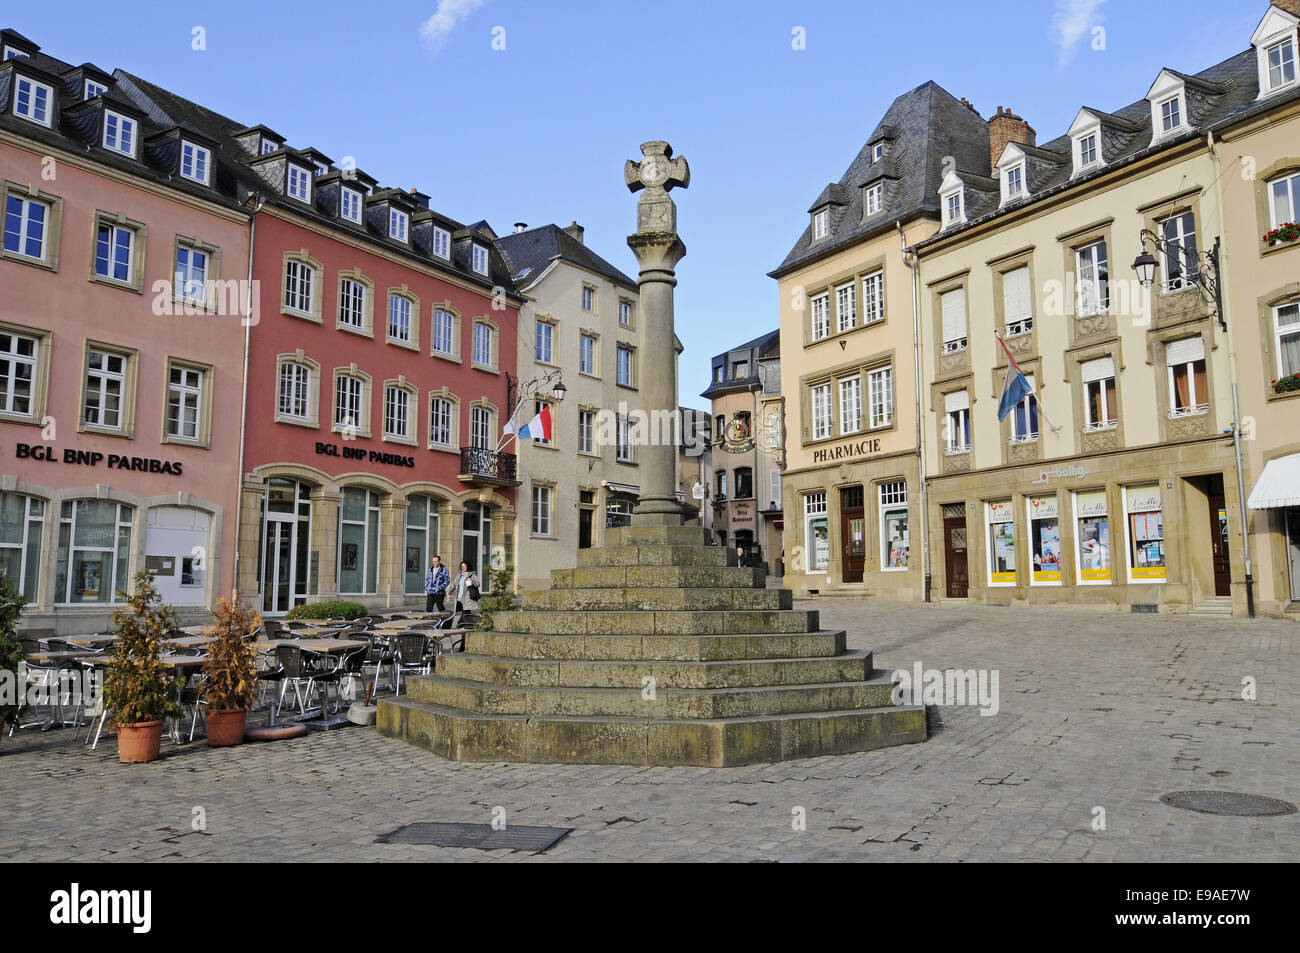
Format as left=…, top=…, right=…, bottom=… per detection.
left=996, top=332, right=1062, bottom=434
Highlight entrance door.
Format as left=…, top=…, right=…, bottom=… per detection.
left=1286, top=508, right=1300, bottom=602
left=262, top=518, right=295, bottom=615
left=943, top=504, right=969, bottom=598
left=839, top=486, right=865, bottom=583
left=1208, top=487, right=1231, bottom=597
left=578, top=508, right=593, bottom=549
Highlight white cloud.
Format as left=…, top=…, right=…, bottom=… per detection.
left=421, top=0, right=488, bottom=54
left=1051, top=0, right=1107, bottom=70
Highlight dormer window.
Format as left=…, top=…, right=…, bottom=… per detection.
left=84, top=79, right=106, bottom=99
left=179, top=142, right=211, bottom=185
left=313, top=162, right=328, bottom=177
left=812, top=208, right=829, bottom=240
left=1255, top=6, right=1299, bottom=97
left=946, top=193, right=963, bottom=226
left=1079, top=134, right=1098, bottom=167
left=287, top=164, right=311, bottom=203
left=939, top=170, right=966, bottom=229
left=1147, top=71, right=1193, bottom=144
left=432, top=227, right=450, bottom=259
left=1159, top=95, right=1183, bottom=133
left=872, top=142, right=884, bottom=162
left=1006, top=165, right=1024, bottom=199
left=471, top=243, right=489, bottom=276
left=1267, top=36, right=1297, bottom=90
left=864, top=183, right=883, bottom=217
left=12, top=76, right=52, bottom=126
left=340, top=188, right=362, bottom=224
left=389, top=209, right=409, bottom=242
left=260, top=139, right=276, bottom=155
left=998, top=146, right=1030, bottom=206
left=103, top=111, right=137, bottom=157
left=3, top=46, right=29, bottom=61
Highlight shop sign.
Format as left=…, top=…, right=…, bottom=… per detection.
left=315, top=441, right=415, bottom=469
left=14, top=442, right=183, bottom=474
left=812, top=437, right=882, bottom=465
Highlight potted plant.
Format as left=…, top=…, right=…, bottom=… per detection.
left=103, top=572, right=180, bottom=764
left=1264, top=222, right=1300, bottom=247
left=1272, top=373, right=1300, bottom=394
left=0, top=582, right=30, bottom=750
left=198, top=597, right=261, bottom=746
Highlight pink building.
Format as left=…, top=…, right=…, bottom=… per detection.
left=0, top=30, right=250, bottom=633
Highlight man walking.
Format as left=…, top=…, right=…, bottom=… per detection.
left=424, top=555, right=450, bottom=612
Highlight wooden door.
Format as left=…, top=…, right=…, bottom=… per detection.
left=1209, top=491, right=1231, bottom=597
left=578, top=508, right=593, bottom=549
left=943, top=506, right=968, bottom=598
left=840, top=486, right=864, bottom=583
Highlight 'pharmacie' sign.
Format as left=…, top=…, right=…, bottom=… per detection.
left=812, top=437, right=882, bottom=465
left=14, top=443, right=183, bottom=474
left=315, top=441, right=414, bottom=469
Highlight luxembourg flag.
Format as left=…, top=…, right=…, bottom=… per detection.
left=511, top=404, right=553, bottom=442
left=996, top=335, right=1034, bottom=423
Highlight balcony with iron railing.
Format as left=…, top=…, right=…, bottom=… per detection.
left=459, top=447, right=519, bottom=486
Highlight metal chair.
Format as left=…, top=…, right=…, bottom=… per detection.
left=274, top=644, right=314, bottom=713
left=301, top=647, right=344, bottom=714
left=394, top=634, right=431, bottom=695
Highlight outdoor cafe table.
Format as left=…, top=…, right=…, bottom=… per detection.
left=287, top=639, right=368, bottom=730
left=24, top=650, right=100, bottom=664
left=64, top=634, right=117, bottom=647
left=167, top=635, right=211, bottom=649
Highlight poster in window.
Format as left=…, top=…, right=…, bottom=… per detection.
left=341, top=543, right=359, bottom=572
left=988, top=501, right=1016, bottom=584
left=80, top=559, right=102, bottom=598
left=1126, top=483, right=1166, bottom=581
left=809, top=516, right=829, bottom=571
left=405, top=546, right=421, bottom=573
left=1028, top=495, right=1061, bottom=584
left=1075, top=489, right=1111, bottom=582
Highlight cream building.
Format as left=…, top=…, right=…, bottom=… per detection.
left=495, top=222, right=647, bottom=590
left=913, top=12, right=1298, bottom=616
left=771, top=82, right=991, bottom=599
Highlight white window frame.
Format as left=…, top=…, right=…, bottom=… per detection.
left=1158, top=212, right=1198, bottom=293
left=579, top=333, right=596, bottom=376
left=472, top=322, right=494, bottom=368
left=278, top=361, right=312, bottom=421
left=811, top=383, right=832, bottom=441
left=84, top=349, right=127, bottom=431
left=1268, top=171, right=1300, bottom=229
left=868, top=366, right=893, bottom=429
left=166, top=365, right=203, bottom=441
left=581, top=287, right=594, bottom=312
left=803, top=491, right=829, bottom=574
left=432, top=309, right=455, bottom=356
left=578, top=409, right=595, bottom=455
left=389, top=208, right=409, bottom=242
left=862, top=270, right=885, bottom=324
left=471, top=243, right=489, bottom=276
left=0, top=331, right=39, bottom=417
left=340, top=188, right=362, bottom=224
left=338, top=278, right=366, bottom=330
left=944, top=391, right=970, bottom=455
left=1273, top=302, right=1300, bottom=379
left=1009, top=373, right=1039, bottom=445
left=13, top=76, right=52, bottom=126
left=284, top=259, right=315, bottom=315
left=387, top=294, right=412, bottom=343
left=1166, top=337, right=1209, bottom=419
left=812, top=208, right=829, bottom=240
left=175, top=243, right=208, bottom=305
left=531, top=484, right=553, bottom=537
left=871, top=142, right=884, bottom=162
left=1082, top=357, right=1118, bottom=432
left=836, top=281, right=856, bottom=333
left=286, top=164, right=312, bottom=203
left=532, top=400, right=553, bottom=447
left=1267, top=36, right=1297, bottom=92
left=864, top=183, right=883, bottom=217
left=5, top=195, right=50, bottom=261
left=84, top=79, right=106, bottom=99
left=943, top=189, right=965, bottom=229
left=432, top=227, right=451, bottom=259
left=102, top=110, right=137, bottom=158
left=616, top=415, right=632, bottom=463
left=1002, top=265, right=1033, bottom=337
left=1075, top=241, right=1109, bottom=317
left=941, top=287, right=968, bottom=354
left=1158, top=95, right=1184, bottom=135
left=811, top=293, right=830, bottom=341
left=879, top=481, right=908, bottom=573
left=94, top=222, right=135, bottom=283
left=839, top=375, right=861, bottom=435
left=383, top=386, right=411, bottom=440
left=179, top=142, right=211, bottom=185
left=335, top=375, right=365, bottom=431
left=619, top=300, right=633, bottom=326
left=536, top=320, right=554, bottom=364
left=429, top=395, right=454, bottom=449
left=617, top=346, right=634, bottom=387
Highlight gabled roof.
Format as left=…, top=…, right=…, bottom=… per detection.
left=771, top=81, right=993, bottom=278
left=700, top=329, right=780, bottom=399
left=495, top=224, right=637, bottom=291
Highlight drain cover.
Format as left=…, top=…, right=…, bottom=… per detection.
left=1159, top=791, right=1296, bottom=817
left=376, top=822, right=572, bottom=851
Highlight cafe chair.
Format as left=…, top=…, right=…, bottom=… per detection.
left=274, top=644, right=315, bottom=714
left=393, top=634, right=431, bottom=695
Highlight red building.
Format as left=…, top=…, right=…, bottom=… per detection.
left=123, top=77, right=522, bottom=615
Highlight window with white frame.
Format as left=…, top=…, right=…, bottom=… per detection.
left=944, top=190, right=965, bottom=228
left=95, top=222, right=134, bottom=283
left=429, top=396, right=454, bottom=447
left=579, top=333, right=596, bottom=375
left=383, top=386, right=411, bottom=439
left=836, top=281, right=856, bottom=332
left=941, top=287, right=968, bottom=353
left=536, top=320, right=554, bottom=364
left=1002, top=266, right=1033, bottom=336
left=340, top=188, right=362, bottom=224
left=389, top=209, right=408, bottom=242
left=56, top=500, right=134, bottom=604
left=1159, top=212, right=1197, bottom=291
left=812, top=208, right=829, bottom=240
left=945, top=391, right=970, bottom=453
left=1010, top=373, right=1039, bottom=444
left=868, top=366, right=893, bottom=429
left=0, top=331, right=38, bottom=417
left=287, top=165, right=311, bottom=202
left=532, top=400, right=552, bottom=446
left=4, top=194, right=49, bottom=260
left=179, top=142, right=210, bottom=185
left=1082, top=356, right=1117, bottom=431
left=166, top=365, right=203, bottom=440
left=617, top=346, right=634, bottom=387
left=581, top=287, right=594, bottom=312
left=335, top=375, right=364, bottom=431
left=862, top=270, right=885, bottom=324
left=1274, top=302, right=1300, bottom=379
left=260, top=139, right=276, bottom=155
left=811, top=382, right=832, bottom=440
left=174, top=243, right=208, bottom=304
left=84, top=349, right=126, bottom=430
left=532, top=484, right=552, bottom=536
left=839, top=376, right=861, bottom=435
left=337, top=487, right=380, bottom=594
left=865, top=183, right=883, bottom=216
left=1158, top=95, right=1184, bottom=135
left=388, top=294, right=412, bottom=343
left=1075, top=241, right=1109, bottom=316
left=84, top=79, right=106, bottom=99
left=811, top=293, right=830, bottom=341
left=472, top=322, right=494, bottom=367
left=1004, top=164, right=1025, bottom=202
left=432, top=309, right=455, bottom=356
left=616, top=415, right=632, bottom=462
left=1268, top=171, right=1300, bottom=228
left=619, top=300, right=632, bottom=326
left=13, top=76, right=52, bottom=126
left=804, top=492, right=829, bottom=573
left=769, top=468, right=781, bottom=508
left=880, top=481, right=908, bottom=570
left=872, top=142, right=884, bottom=162
left=579, top=409, right=595, bottom=454
left=0, top=492, right=43, bottom=602
left=284, top=259, right=314, bottom=314
left=338, top=278, right=365, bottom=329
left=102, top=111, right=136, bottom=157
left=278, top=361, right=311, bottom=420
left=470, top=406, right=492, bottom=449
left=1166, top=337, right=1208, bottom=418
left=1078, top=133, right=1099, bottom=170
left=471, top=243, right=489, bottom=275
left=1266, top=36, right=1296, bottom=92
left=432, top=227, right=450, bottom=259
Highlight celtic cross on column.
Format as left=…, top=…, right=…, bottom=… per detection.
left=625, top=140, right=690, bottom=236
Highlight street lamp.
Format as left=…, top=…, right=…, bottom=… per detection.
left=1131, top=228, right=1226, bottom=332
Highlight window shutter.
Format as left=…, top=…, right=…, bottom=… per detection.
left=1165, top=336, right=1205, bottom=366
left=1003, top=267, right=1031, bottom=323
left=945, top=390, right=969, bottom=412
left=770, top=469, right=781, bottom=507
left=1082, top=356, right=1115, bottom=382
left=942, top=289, right=968, bottom=343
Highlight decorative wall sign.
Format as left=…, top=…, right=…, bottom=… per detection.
left=720, top=414, right=755, bottom=454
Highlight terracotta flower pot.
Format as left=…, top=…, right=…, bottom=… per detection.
left=205, top=708, right=247, bottom=747
left=117, top=721, right=164, bottom=763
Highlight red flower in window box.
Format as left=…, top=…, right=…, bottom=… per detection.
left=1273, top=373, right=1300, bottom=394
left=1264, top=222, right=1300, bottom=246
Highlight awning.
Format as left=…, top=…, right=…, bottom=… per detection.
left=1247, top=454, right=1300, bottom=509
left=602, top=481, right=640, bottom=496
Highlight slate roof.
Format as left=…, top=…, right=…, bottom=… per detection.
left=495, top=224, right=637, bottom=292
left=924, top=46, right=1300, bottom=243
left=771, top=81, right=994, bottom=278
left=700, top=328, right=780, bottom=400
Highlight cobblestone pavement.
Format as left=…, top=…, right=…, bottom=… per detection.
left=2, top=600, right=1297, bottom=862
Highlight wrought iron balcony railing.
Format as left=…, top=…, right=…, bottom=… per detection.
left=460, top=447, right=518, bottom=484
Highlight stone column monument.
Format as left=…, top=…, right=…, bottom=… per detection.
left=625, top=141, right=689, bottom=526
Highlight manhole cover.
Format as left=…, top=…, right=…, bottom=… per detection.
left=1159, top=791, right=1296, bottom=817
left=376, top=822, right=572, bottom=851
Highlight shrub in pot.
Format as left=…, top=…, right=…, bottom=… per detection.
left=104, top=572, right=180, bottom=763
left=0, top=582, right=30, bottom=749
left=198, top=597, right=261, bottom=746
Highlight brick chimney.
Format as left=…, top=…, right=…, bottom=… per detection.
left=563, top=220, right=584, bottom=244
left=1271, top=1, right=1300, bottom=17
left=988, top=106, right=1037, bottom=170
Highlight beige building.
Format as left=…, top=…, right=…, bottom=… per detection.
left=913, top=9, right=1300, bottom=617
left=772, top=83, right=992, bottom=599
left=495, top=222, right=647, bottom=590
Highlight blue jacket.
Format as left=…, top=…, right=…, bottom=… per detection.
left=424, top=565, right=450, bottom=594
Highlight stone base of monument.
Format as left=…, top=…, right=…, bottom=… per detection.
left=377, top=526, right=926, bottom=766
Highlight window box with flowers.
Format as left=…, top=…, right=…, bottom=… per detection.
left=1264, top=223, right=1300, bottom=247
left=1272, top=373, right=1300, bottom=394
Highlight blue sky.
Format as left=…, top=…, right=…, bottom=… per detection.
left=8, top=0, right=1270, bottom=403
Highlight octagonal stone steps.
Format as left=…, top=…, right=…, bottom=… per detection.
left=465, top=629, right=848, bottom=661
left=376, top=698, right=927, bottom=767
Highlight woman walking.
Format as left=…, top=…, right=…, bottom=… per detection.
left=455, top=560, right=481, bottom=615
